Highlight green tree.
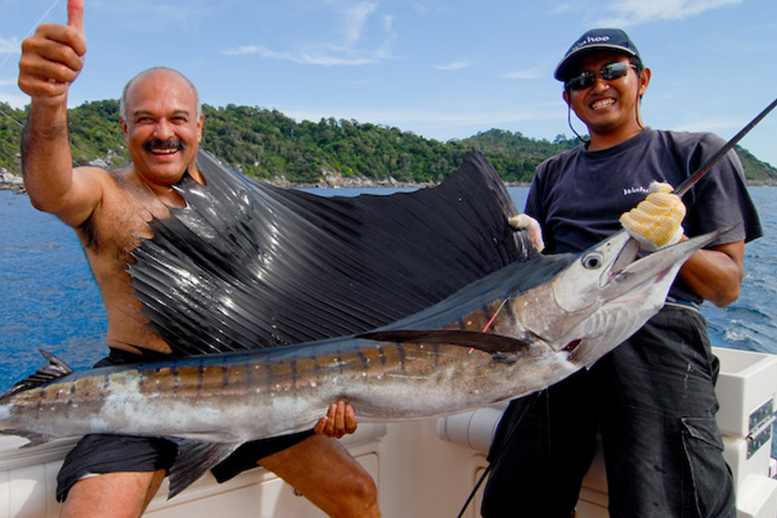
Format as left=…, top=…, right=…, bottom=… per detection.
left=1, top=101, right=775, bottom=186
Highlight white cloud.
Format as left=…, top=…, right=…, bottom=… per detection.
left=297, top=51, right=377, bottom=66
left=672, top=116, right=745, bottom=133
left=502, top=66, right=546, bottom=80
left=223, top=1, right=395, bottom=66
left=91, top=0, right=214, bottom=32
left=223, top=44, right=376, bottom=66
left=223, top=46, right=263, bottom=56
left=436, top=61, right=472, bottom=71
left=551, top=3, right=577, bottom=14
left=0, top=36, right=20, bottom=55
left=340, top=1, right=378, bottom=43
left=282, top=101, right=565, bottom=136
left=595, top=0, right=747, bottom=27
left=383, top=14, right=395, bottom=31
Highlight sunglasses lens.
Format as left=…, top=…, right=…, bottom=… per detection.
left=599, top=62, right=629, bottom=81
left=566, top=62, right=632, bottom=91
left=567, top=72, right=594, bottom=91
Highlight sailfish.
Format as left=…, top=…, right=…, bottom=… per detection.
left=0, top=151, right=720, bottom=498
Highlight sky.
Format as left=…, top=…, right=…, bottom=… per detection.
left=1, top=0, right=776, bottom=167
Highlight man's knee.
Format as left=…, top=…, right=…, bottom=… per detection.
left=258, top=436, right=381, bottom=517
left=345, top=468, right=378, bottom=505
left=328, top=472, right=380, bottom=518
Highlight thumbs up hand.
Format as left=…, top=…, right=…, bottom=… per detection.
left=67, top=0, right=85, bottom=34
left=18, top=0, right=87, bottom=106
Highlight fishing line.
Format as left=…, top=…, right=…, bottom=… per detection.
left=0, top=0, right=63, bottom=73
left=0, top=0, right=64, bottom=131
left=456, top=295, right=528, bottom=516
left=1, top=0, right=98, bottom=171
left=0, top=108, right=24, bottom=129
left=673, top=95, right=777, bottom=196
left=458, top=97, right=777, bottom=517
left=455, top=392, right=541, bottom=518
left=456, top=95, right=777, bottom=518
left=465, top=300, right=507, bottom=355
left=481, top=299, right=507, bottom=333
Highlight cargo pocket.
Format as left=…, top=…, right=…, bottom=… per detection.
left=680, top=417, right=736, bottom=518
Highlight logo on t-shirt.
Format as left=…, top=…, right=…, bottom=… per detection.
left=623, top=186, right=650, bottom=196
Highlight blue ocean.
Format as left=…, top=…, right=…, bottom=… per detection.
left=1, top=185, right=776, bottom=451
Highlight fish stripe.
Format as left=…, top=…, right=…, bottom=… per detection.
left=170, top=366, right=179, bottom=395
left=293, top=355, right=319, bottom=388
left=357, top=349, right=368, bottom=371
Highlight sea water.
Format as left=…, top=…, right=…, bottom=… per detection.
left=1, top=186, right=776, bottom=451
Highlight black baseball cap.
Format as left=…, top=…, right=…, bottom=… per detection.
left=554, top=28, right=642, bottom=81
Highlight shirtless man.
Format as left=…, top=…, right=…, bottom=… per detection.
left=18, top=1, right=379, bottom=517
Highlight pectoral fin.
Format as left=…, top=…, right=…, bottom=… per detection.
left=167, top=440, right=241, bottom=498
left=11, top=430, right=56, bottom=448
left=357, top=329, right=532, bottom=355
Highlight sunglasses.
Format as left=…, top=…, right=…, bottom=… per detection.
left=565, top=61, right=637, bottom=91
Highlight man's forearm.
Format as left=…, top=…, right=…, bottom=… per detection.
left=678, top=241, right=744, bottom=307
left=21, top=101, right=77, bottom=213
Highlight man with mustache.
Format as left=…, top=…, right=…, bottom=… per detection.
left=17, top=1, right=379, bottom=517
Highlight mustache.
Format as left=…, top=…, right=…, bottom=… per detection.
left=142, top=138, right=186, bottom=152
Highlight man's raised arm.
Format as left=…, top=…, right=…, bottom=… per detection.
left=18, top=0, right=101, bottom=227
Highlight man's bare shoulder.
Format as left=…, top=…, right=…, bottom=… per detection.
left=73, top=163, right=131, bottom=190
left=75, top=165, right=169, bottom=254
left=80, top=164, right=167, bottom=212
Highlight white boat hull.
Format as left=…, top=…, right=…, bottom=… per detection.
left=1, top=347, right=776, bottom=518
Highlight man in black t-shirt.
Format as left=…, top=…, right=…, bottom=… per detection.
left=482, top=28, right=761, bottom=518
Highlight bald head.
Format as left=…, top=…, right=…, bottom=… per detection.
left=120, top=67, right=201, bottom=122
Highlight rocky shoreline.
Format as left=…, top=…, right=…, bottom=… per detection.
left=0, top=170, right=431, bottom=192
left=1, top=167, right=770, bottom=192
left=0, top=170, right=24, bottom=192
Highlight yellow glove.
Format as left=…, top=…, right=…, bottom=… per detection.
left=620, top=182, right=686, bottom=251
left=508, top=214, right=545, bottom=252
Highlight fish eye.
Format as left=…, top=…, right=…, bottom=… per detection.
left=581, top=252, right=604, bottom=270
